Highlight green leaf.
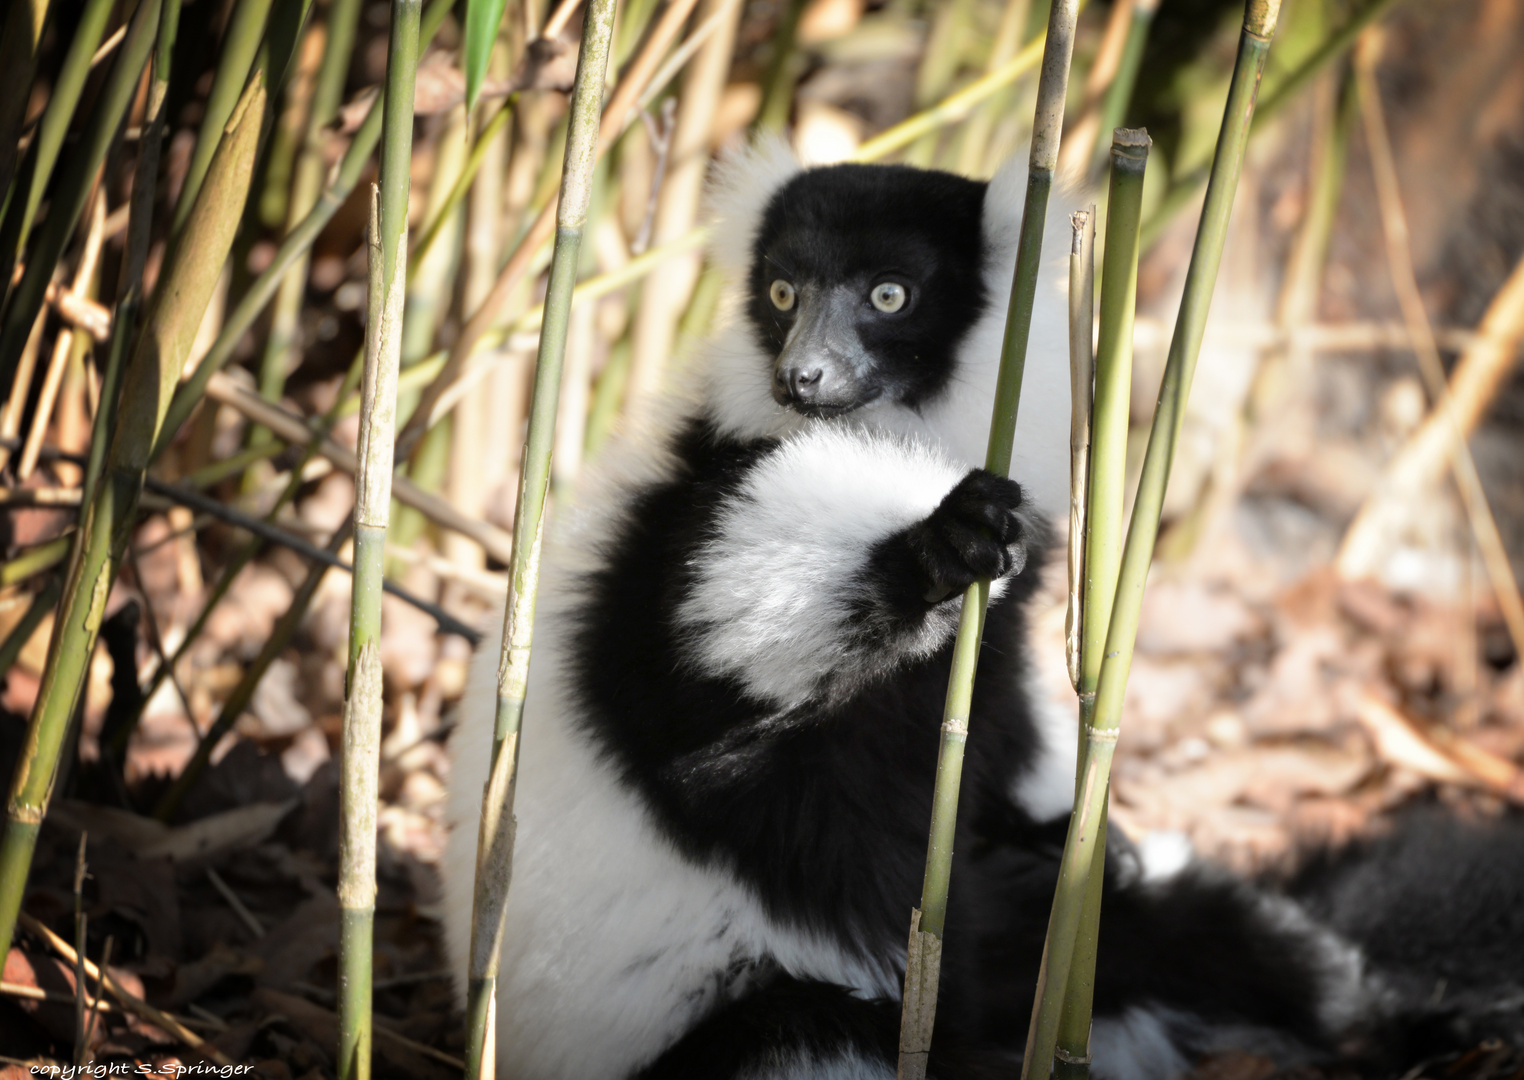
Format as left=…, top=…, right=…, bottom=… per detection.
left=463, top=0, right=510, bottom=114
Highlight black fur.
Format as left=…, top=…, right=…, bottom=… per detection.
left=747, top=164, right=990, bottom=413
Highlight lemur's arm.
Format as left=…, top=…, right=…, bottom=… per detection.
left=673, top=427, right=1028, bottom=707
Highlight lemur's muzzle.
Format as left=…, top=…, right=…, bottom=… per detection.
left=773, top=285, right=879, bottom=416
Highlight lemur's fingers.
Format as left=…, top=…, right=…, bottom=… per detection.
left=938, top=469, right=1026, bottom=544
left=906, top=469, right=1028, bottom=600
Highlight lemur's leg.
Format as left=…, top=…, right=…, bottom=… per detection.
left=674, top=426, right=1029, bottom=708
left=635, top=974, right=1012, bottom=1080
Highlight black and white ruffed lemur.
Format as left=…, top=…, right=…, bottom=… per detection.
left=442, top=140, right=1524, bottom=1080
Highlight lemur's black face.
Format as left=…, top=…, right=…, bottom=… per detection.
left=747, top=163, right=989, bottom=417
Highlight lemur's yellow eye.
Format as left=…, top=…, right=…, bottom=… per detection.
left=871, top=282, right=907, bottom=313
left=769, top=280, right=796, bottom=311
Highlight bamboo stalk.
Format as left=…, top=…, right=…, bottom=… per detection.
left=0, top=0, right=50, bottom=201
left=897, top=6, right=1081, bottom=1080
left=169, top=0, right=278, bottom=236
left=0, top=73, right=264, bottom=972
left=0, top=0, right=162, bottom=390
left=0, top=0, right=117, bottom=278
left=622, top=0, right=742, bottom=419
left=406, top=0, right=705, bottom=459
left=336, top=0, right=421, bottom=1064
left=1052, top=131, right=1149, bottom=1080
left=1024, top=6, right=1279, bottom=1077
left=1138, top=0, right=1401, bottom=250
left=1335, top=38, right=1524, bottom=661
left=461, top=0, right=617, bottom=1074
left=254, top=0, right=362, bottom=444
left=107, top=0, right=182, bottom=395
left=0, top=537, right=72, bottom=589
left=391, top=105, right=470, bottom=557
left=450, top=40, right=514, bottom=575
left=152, top=0, right=455, bottom=461
left=1087, top=0, right=1157, bottom=176
left=0, top=578, right=60, bottom=680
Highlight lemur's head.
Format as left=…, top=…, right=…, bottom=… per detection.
left=745, top=164, right=989, bottom=417
left=703, top=139, right=1072, bottom=519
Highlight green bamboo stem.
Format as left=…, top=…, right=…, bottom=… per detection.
left=0, top=0, right=50, bottom=202
left=337, top=0, right=420, bottom=1069
left=151, top=0, right=454, bottom=461
left=1, top=0, right=116, bottom=281
left=461, top=0, right=617, bottom=1074
left=897, top=5, right=1081, bottom=1079
left=0, top=537, right=72, bottom=588
left=169, top=0, right=278, bottom=236
left=0, top=578, right=61, bottom=680
left=1051, top=130, right=1149, bottom=1080
left=1087, top=0, right=1156, bottom=176
left=0, top=0, right=162, bottom=391
left=1138, top=0, right=1400, bottom=250
left=0, top=74, right=265, bottom=972
left=86, top=0, right=183, bottom=531
left=105, top=0, right=182, bottom=412
left=254, top=0, right=362, bottom=442
left=1024, top=6, right=1279, bottom=1078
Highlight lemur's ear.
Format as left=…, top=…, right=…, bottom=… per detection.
left=704, top=134, right=803, bottom=282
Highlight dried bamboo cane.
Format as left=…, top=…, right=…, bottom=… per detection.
left=896, top=6, right=1081, bottom=1079
left=1022, top=6, right=1279, bottom=1077
left=0, top=74, right=264, bottom=970
left=461, top=0, right=617, bottom=1074
left=1336, top=38, right=1524, bottom=660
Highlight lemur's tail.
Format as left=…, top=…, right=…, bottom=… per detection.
left=1285, top=809, right=1524, bottom=1060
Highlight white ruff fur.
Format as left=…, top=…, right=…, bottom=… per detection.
left=444, top=141, right=1084, bottom=1078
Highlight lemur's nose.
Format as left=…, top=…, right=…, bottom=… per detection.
left=779, top=366, right=823, bottom=402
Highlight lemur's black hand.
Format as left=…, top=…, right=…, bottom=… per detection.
left=904, top=469, right=1028, bottom=604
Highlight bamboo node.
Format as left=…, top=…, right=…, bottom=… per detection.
left=1244, top=0, right=1281, bottom=39
left=7, top=804, right=45, bottom=826
left=1055, top=1047, right=1092, bottom=1065
left=1083, top=725, right=1121, bottom=743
